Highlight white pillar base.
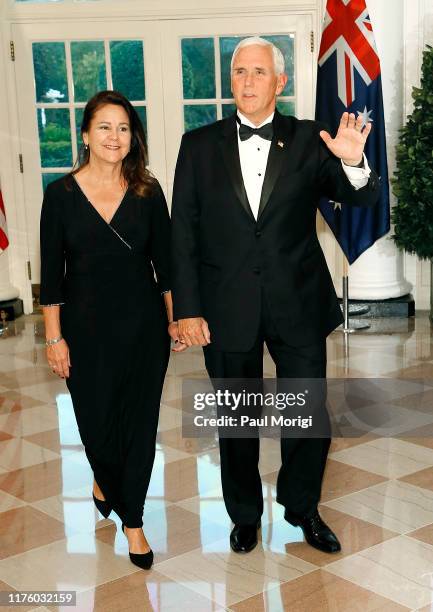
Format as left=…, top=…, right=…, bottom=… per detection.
left=335, top=237, right=412, bottom=300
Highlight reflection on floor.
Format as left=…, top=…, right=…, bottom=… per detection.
left=0, top=313, right=432, bottom=611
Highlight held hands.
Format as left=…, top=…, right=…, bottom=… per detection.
left=176, top=317, right=211, bottom=348
left=47, top=339, right=71, bottom=378
left=168, top=321, right=188, bottom=352
left=320, top=112, right=372, bottom=166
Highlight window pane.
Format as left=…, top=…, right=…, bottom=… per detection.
left=263, top=35, right=295, bottom=96
left=276, top=100, right=295, bottom=116
left=75, top=107, right=84, bottom=151
left=110, top=41, right=145, bottom=101
left=182, top=38, right=215, bottom=99
left=42, top=173, right=63, bottom=192
left=220, top=37, right=241, bottom=99
left=33, top=42, right=68, bottom=103
left=38, top=108, right=72, bottom=167
left=222, top=103, right=236, bottom=118
left=71, top=41, right=106, bottom=103
left=134, top=106, right=147, bottom=140
left=184, top=105, right=217, bottom=132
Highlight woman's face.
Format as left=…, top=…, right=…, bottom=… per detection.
left=83, top=104, right=132, bottom=165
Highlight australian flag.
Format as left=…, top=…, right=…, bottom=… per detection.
left=315, top=0, right=390, bottom=264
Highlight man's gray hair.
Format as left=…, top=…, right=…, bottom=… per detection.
left=230, top=36, right=285, bottom=75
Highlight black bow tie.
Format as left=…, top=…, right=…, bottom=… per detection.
left=238, top=121, right=274, bottom=142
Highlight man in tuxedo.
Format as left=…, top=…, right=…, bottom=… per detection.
left=171, top=36, right=380, bottom=554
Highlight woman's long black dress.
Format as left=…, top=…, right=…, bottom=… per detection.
left=40, top=175, right=171, bottom=527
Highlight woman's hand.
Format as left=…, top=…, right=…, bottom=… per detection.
left=168, top=321, right=188, bottom=353
left=46, top=339, right=71, bottom=378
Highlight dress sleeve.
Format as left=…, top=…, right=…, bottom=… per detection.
left=39, top=183, right=66, bottom=306
left=149, top=183, right=171, bottom=294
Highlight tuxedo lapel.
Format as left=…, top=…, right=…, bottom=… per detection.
left=257, top=111, right=295, bottom=220
left=218, top=115, right=255, bottom=222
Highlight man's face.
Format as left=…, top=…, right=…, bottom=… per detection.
left=231, top=44, right=287, bottom=126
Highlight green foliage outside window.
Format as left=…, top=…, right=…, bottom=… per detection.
left=40, top=124, right=72, bottom=167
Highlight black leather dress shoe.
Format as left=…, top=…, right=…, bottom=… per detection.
left=286, top=510, right=341, bottom=553
left=230, top=522, right=261, bottom=553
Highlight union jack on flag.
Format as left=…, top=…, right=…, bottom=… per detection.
left=316, top=0, right=390, bottom=264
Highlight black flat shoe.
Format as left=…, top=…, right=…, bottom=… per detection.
left=92, top=493, right=111, bottom=519
left=230, top=521, right=261, bottom=553
left=121, top=524, right=154, bottom=570
left=286, top=510, right=341, bottom=554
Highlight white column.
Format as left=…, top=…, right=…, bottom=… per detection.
left=0, top=250, right=19, bottom=302
left=0, top=6, right=33, bottom=313
left=335, top=0, right=412, bottom=300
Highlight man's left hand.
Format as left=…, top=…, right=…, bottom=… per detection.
left=319, top=112, right=372, bottom=166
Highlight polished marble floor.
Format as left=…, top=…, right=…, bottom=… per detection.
left=0, top=313, right=432, bottom=611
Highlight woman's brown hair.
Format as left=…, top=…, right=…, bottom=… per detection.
left=69, top=90, right=156, bottom=197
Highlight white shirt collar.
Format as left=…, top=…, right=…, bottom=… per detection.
left=236, top=110, right=275, bottom=129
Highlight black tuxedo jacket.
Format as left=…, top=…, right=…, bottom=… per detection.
left=171, top=110, right=380, bottom=351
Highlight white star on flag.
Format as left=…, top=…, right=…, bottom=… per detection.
left=357, top=106, right=374, bottom=128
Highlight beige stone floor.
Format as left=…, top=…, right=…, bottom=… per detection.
left=0, top=313, right=432, bottom=611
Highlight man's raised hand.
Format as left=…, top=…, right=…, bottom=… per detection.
left=319, top=112, right=372, bottom=166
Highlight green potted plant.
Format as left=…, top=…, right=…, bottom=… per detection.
left=392, top=45, right=433, bottom=319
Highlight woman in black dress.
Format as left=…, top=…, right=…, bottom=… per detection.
left=40, top=90, right=184, bottom=570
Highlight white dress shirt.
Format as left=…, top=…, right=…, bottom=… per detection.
left=236, top=111, right=371, bottom=220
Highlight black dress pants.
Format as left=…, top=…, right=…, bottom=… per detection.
left=203, top=291, right=330, bottom=526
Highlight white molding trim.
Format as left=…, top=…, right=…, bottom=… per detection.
left=6, top=0, right=317, bottom=22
